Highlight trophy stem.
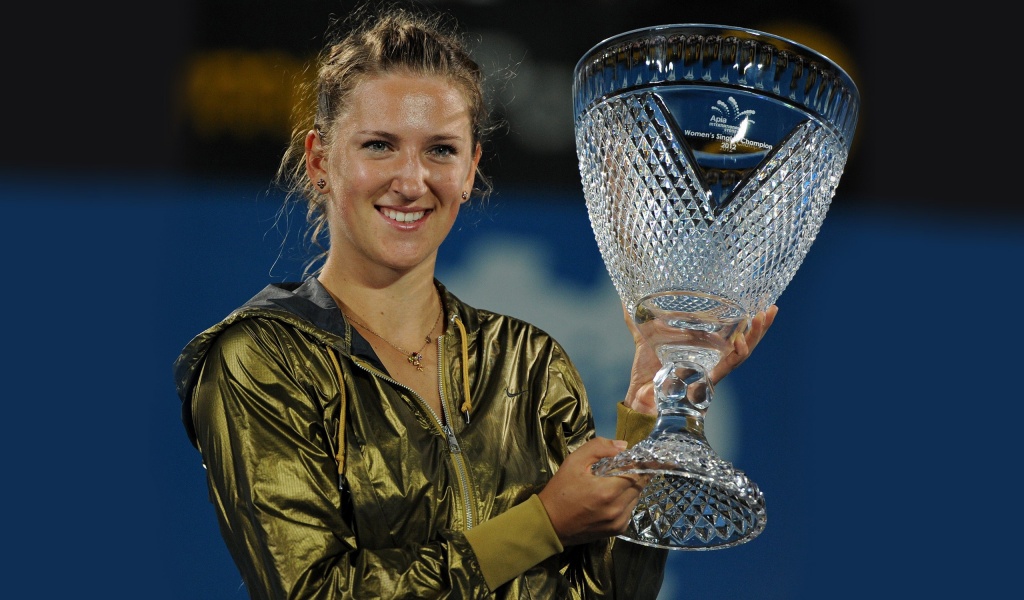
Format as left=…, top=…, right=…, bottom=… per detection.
left=593, top=330, right=766, bottom=549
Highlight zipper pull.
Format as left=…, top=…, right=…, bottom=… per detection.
left=442, top=424, right=462, bottom=453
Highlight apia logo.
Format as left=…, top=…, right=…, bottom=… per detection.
left=710, top=97, right=756, bottom=129
left=709, top=97, right=756, bottom=150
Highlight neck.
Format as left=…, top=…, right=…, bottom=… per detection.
left=318, top=270, right=441, bottom=343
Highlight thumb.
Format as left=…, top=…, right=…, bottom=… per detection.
left=572, top=437, right=627, bottom=469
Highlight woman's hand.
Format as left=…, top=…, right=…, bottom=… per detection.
left=709, top=305, right=777, bottom=385
left=537, top=437, right=645, bottom=546
left=621, top=304, right=779, bottom=415
left=621, top=304, right=660, bottom=415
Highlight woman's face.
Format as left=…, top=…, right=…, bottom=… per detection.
left=310, top=73, right=481, bottom=275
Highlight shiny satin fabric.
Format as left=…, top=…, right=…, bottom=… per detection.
left=174, top=278, right=666, bottom=599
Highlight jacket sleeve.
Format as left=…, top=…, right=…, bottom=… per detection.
left=523, top=341, right=668, bottom=599
left=188, top=320, right=494, bottom=600
left=608, top=403, right=668, bottom=600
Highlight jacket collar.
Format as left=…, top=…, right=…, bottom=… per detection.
left=240, top=278, right=346, bottom=336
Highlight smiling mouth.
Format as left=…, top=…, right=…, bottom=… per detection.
left=379, top=207, right=428, bottom=223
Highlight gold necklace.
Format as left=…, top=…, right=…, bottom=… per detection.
left=345, top=299, right=443, bottom=371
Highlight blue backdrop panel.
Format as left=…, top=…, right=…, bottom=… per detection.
left=2, top=175, right=1020, bottom=599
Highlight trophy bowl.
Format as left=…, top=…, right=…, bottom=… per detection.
left=573, top=24, right=859, bottom=550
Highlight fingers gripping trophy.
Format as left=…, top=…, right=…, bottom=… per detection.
left=573, top=25, right=860, bottom=549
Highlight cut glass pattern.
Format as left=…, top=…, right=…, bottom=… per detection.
left=573, top=24, right=858, bottom=550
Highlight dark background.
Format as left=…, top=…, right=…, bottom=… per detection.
left=6, top=0, right=1011, bottom=217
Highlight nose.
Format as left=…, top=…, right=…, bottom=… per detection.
left=389, top=150, right=429, bottom=201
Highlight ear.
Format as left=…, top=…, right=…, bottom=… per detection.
left=304, top=129, right=328, bottom=190
left=461, top=143, right=483, bottom=203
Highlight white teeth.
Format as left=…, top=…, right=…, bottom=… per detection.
left=381, top=208, right=426, bottom=223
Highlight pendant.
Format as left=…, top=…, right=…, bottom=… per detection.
left=408, top=352, right=424, bottom=371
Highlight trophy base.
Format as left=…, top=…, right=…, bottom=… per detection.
left=593, top=432, right=766, bottom=550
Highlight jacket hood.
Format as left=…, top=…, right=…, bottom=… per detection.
left=173, top=277, right=471, bottom=447
left=174, top=279, right=340, bottom=395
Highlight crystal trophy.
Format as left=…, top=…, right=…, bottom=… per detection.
left=574, top=24, right=859, bottom=549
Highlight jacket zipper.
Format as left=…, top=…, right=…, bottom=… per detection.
left=437, top=325, right=475, bottom=529
left=351, top=334, right=476, bottom=530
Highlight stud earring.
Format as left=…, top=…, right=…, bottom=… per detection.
left=461, top=191, right=468, bottom=200
left=317, top=179, right=327, bottom=190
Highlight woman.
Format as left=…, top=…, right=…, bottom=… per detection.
left=173, top=5, right=776, bottom=599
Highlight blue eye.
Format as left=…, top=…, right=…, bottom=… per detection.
left=431, top=145, right=457, bottom=158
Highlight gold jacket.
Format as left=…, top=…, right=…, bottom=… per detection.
left=174, top=278, right=667, bottom=599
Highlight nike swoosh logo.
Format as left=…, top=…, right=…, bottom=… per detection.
left=505, top=389, right=527, bottom=399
